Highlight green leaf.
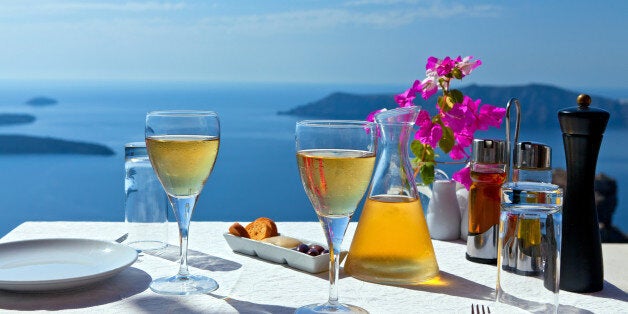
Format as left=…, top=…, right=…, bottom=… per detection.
left=444, top=95, right=455, bottom=111
left=450, top=89, right=464, bottom=104
left=439, top=126, right=454, bottom=153
left=430, top=113, right=438, bottom=123
left=412, top=142, right=435, bottom=161
left=420, top=163, right=435, bottom=185
left=437, top=95, right=446, bottom=111
left=410, top=140, right=425, bottom=158
left=452, top=68, right=463, bottom=79
left=423, top=145, right=435, bottom=162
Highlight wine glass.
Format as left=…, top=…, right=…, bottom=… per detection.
left=295, top=120, right=376, bottom=314
left=145, top=110, right=220, bottom=295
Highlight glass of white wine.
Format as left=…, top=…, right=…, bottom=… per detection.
left=295, top=120, right=376, bottom=314
left=145, top=110, right=220, bottom=295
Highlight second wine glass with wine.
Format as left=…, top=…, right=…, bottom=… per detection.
left=295, top=120, right=376, bottom=314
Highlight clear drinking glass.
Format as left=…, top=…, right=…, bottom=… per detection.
left=497, top=181, right=563, bottom=313
left=124, top=142, right=169, bottom=251
left=295, top=120, right=376, bottom=314
left=145, top=110, right=220, bottom=295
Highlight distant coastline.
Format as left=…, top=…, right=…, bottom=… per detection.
left=279, top=83, right=627, bottom=128
left=0, top=96, right=114, bottom=155
left=0, top=135, right=115, bottom=155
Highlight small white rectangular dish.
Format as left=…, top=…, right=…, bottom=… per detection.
left=223, top=233, right=345, bottom=273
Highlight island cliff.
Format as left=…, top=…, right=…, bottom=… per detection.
left=279, top=83, right=626, bottom=128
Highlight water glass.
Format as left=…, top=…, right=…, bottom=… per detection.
left=497, top=181, right=563, bottom=313
left=124, top=142, right=169, bottom=251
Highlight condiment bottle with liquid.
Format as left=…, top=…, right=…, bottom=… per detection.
left=344, top=106, right=439, bottom=284
left=466, top=139, right=507, bottom=264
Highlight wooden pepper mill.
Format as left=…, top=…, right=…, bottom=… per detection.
left=557, top=94, right=609, bottom=293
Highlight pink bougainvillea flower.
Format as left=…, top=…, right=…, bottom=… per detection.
left=453, top=127, right=474, bottom=148
left=463, top=96, right=506, bottom=131
left=375, top=54, right=505, bottom=190
left=441, top=101, right=470, bottom=133
left=395, top=80, right=421, bottom=107
left=449, top=142, right=469, bottom=160
left=477, top=104, right=506, bottom=130
left=420, top=75, right=439, bottom=100
left=457, top=56, right=482, bottom=77
left=452, top=165, right=472, bottom=190
left=428, top=56, right=456, bottom=76
left=425, top=56, right=439, bottom=72
left=415, top=110, right=442, bottom=147
left=460, top=96, right=483, bottom=132
left=415, top=108, right=432, bottom=126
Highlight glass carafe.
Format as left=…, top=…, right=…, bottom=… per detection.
left=344, top=106, right=439, bottom=285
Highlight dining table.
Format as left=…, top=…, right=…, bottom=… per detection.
left=0, top=221, right=626, bottom=313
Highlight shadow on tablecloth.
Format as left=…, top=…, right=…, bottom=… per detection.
left=0, top=266, right=151, bottom=311
left=598, top=281, right=628, bottom=302
left=217, top=294, right=297, bottom=314
left=144, top=244, right=242, bottom=272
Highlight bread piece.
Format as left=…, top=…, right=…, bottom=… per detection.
left=229, top=222, right=250, bottom=238
left=245, top=217, right=279, bottom=240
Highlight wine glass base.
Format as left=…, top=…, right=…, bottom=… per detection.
left=295, top=302, right=368, bottom=314
left=149, top=274, right=219, bottom=295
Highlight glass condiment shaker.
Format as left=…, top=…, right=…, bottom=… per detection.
left=344, top=106, right=439, bottom=284
left=513, top=141, right=552, bottom=183
left=502, top=141, right=553, bottom=274
left=466, top=139, right=507, bottom=264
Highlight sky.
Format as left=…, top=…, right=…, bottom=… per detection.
left=1, top=0, right=627, bottom=91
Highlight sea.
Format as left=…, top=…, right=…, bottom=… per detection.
left=0, top=80, right=626, bottom=237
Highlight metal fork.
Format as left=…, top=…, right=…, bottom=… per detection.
left=471, top=304, right=491, bottom=314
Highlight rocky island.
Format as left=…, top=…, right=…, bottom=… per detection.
left=279, top=83, right=627, bottom=128
left=0, top=113, right=36, bottom=125
left=25, top=96, right=58, bottom=106
left=0, top=135, right=114, bottom=155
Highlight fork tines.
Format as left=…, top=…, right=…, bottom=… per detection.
left=471, top=304, right=491, bottom=314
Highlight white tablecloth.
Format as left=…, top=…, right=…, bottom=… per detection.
left=0, top=221, right=626, bottom=313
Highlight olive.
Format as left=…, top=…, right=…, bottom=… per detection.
left=295, top=243, right=309, bottom=253
left=310, top=244, right=325, bottom=253
left=306, top=248, right=320, bottom=256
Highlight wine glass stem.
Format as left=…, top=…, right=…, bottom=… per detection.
left=170, top=195, right=198, bottom=278
left=328, top=247, right=340, bottom=306
left=179, top=230, right=190, bottom=277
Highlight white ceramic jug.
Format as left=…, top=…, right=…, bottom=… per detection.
left=426, top=179, right=461, bottom=240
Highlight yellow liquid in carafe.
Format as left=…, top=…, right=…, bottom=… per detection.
left=344, top=195, right=439, bottom=285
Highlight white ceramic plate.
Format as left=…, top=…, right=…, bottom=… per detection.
left=0, top=238, right=138, bottom=292
left=223, top=233, right=346, bottom=273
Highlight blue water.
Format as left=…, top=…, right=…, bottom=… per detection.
left=0, top=81, right=626, bottom=237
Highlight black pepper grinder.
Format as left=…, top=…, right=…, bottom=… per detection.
left=558, top=94, right=609, bottom=293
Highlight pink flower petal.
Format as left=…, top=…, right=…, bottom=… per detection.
left=453, top=165, right=472, bottom=190
left=478, top=105, right=507, bottom=129
left=421, top=76, right=439, bottom=100
left=448, top=143, right=468, bottom=160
